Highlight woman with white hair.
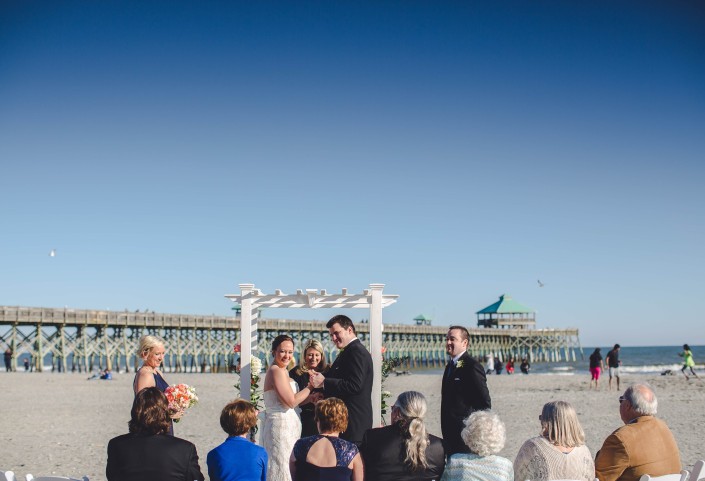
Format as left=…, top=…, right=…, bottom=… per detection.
left=514, top=401, right=594, bottom=481
left=360, top=391, right=446, bottom=481
left=440, top=411, right=513, bottom=481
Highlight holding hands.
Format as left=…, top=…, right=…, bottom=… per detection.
left=309, top=370, right=325, bottom=389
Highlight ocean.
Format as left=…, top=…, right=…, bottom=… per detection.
left=4, top=345, right=702, bottom=375
left=524, top=345, right=703, bottom=375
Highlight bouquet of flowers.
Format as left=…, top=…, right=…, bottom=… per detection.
left=164, top=383, right=198, bottom=423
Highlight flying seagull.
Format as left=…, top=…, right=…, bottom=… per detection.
left=49, top=249, right=56, bottom=257
left=537, top=279, right=544, bottom=287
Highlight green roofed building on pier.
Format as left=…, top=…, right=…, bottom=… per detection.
left=476, top=294, right=535, bottom=329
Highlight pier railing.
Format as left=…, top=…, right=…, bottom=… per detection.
left=0, top=306, right=582, bottom=372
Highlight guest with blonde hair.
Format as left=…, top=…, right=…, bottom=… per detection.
left=133, top=335, right=180, bottom=433
left=289, top=338, right=329, bottom=437
left=514, top=401, right=594, bottom=481
left=361, top=390, right=446, bottom=481
left=440, top=411, right=512, bottom=481
left=289, top=397, right=363, bottom=481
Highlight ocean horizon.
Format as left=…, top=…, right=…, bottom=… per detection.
left=4, top=345, right=702, bottom=376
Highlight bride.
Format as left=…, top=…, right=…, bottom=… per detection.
left=261, top=335, right=313, bottom=481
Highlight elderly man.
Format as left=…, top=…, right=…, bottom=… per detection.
left=595, top=383, right=681, bottom=481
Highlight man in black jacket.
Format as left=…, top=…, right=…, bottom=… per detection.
left=441, top=325, right=491, bottom=455
left=310, top=314, right=373, bottom=445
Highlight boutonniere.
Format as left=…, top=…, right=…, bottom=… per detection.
left=456, top=360, right=465, bottom=369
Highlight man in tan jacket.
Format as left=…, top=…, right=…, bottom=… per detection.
left=595, top=383, right=681, bottom=481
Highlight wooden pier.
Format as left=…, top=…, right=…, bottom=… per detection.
left=0, top=306, right=582, bottom=372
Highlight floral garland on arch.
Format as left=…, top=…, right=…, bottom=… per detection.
left=380, top=346, right=409, bottom=425
left=233, top=345, right=264, bottom=413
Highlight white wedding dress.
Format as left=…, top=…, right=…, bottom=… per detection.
left=261, top=379, right=302, bottom=481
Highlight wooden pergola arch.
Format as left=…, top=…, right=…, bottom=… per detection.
left=225, top=283, right=398, bottom=428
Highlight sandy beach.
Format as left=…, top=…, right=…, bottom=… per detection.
left=1, top=371, right=703, bottom=480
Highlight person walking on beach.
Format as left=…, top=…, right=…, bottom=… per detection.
left=309, top=314, right=373, bottom=445
left=606, top=344, right=621, bottom=390
left=589, top=348, right=605, bottom=390
left=678, top=344, right=699, bottom=380
left=441, top=326, right=491, bottom=455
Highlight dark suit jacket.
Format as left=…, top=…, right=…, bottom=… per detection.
left=106, top=432, right=204, bottom=481
left=440, top=351, right=491, bottom=455
left=360, top=423, right=446, bottom=481
left=323, top=338, right=373, bottom=444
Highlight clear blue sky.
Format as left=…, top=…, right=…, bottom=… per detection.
left=1, top=1, right=704, bottom=347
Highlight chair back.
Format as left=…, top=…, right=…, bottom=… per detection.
left=24, top=476, right=88, bottom=481
left=639, top=471, right=689, bottom=481
left=690, top=460, right=705, bottom=481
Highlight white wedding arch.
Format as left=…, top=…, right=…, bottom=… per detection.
left=225, top=283, right=399, bottom=428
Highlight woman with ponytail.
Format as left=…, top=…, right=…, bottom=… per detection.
left=360, top=391, right=446, bottom=481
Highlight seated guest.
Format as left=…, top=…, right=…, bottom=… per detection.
left=208, top=399, right=268, bottom=481
left=595, top=384, right=680, bottom=481
left=440, top=411, right=512, bottom=481
left=289, top=397, right=363, bottom=481
left=514, top=401, right=594, bottom=481
left=106, top=387, right=204, bottom=481
left=361, top=391, right=446, bottom=481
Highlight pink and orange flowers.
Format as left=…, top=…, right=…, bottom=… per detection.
left=164, top=383, right=198, bottom=423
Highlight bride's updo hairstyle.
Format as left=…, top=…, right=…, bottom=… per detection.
left=394, top=391, right=430, bottom=471
left=271, top=334, right=294, bottom=353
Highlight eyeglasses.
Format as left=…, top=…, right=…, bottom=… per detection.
left=619, top=396, right=627, bottom=404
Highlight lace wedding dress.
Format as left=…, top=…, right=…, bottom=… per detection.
left=261, top=379, right=302, bottom=481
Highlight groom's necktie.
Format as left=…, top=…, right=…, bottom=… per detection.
left=446, top=360, right=456, bottom=379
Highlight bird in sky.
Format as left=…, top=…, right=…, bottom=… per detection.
left=537, top=279, right=544, bottom=287
left=49, top=249, right=56, bottom=257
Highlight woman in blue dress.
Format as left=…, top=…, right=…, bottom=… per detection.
left=289, top=397, right=363, bottom=481
left=133, top=335, right=178, bottom=434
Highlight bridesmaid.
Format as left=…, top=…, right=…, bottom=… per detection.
left=133, top=335, right=178, bottom=434
left=133, top=335, right=169, bottom=394
left=289, top=339, right=328, bottom=437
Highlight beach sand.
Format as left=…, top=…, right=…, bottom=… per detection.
left=1, top=371, right=703, bottom=480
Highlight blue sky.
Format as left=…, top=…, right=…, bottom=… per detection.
left=1, top=1, right=704, bottom=346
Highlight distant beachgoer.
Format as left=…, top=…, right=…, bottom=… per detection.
left=23, top=358, right=29, bottom=371
left=485, top=353, right=495, bottom=374
left=506, top=358, right=515, bottom=374
left=520, top=357, right=531, bottom=374
left=101, top=369, right=113, bottom=380
left=606, top=344, right=621, bottom=390
left=678, top=344, right=699, bottom=380
left=589, top=348, right=605, bottom=390
left=4, top=348, right=12, bottom=372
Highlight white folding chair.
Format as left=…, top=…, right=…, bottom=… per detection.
left=24, top=476, right=88, bottom=481
left=690, top=460, right=705, bottom=481
left=639, top=471, right=689, bottom=481
left=1, top=471, right=18, bottom=481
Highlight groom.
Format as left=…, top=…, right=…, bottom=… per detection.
left=309, top=314, right=373, bottom=445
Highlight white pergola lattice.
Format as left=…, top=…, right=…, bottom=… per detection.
left=225, top=283, right=398, bottom=428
